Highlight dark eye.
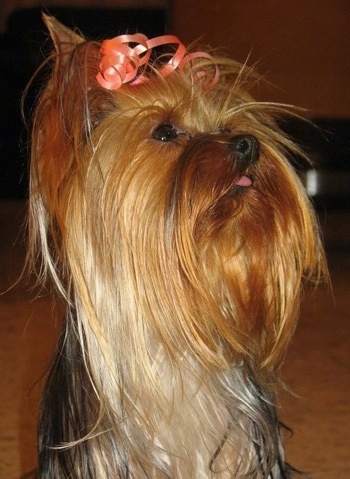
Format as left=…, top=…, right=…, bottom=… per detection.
left=152, top=123, right=178, bottom=142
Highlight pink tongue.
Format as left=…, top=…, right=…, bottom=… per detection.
left=235, top=176, right=252, bottom=187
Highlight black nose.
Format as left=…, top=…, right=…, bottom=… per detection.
left=228, top=134, right=260, bottom=167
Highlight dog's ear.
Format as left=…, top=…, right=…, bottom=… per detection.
left=43, top=14, right=84, bottom=65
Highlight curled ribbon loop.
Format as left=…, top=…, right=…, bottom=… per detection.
left=96, top=34, right=219, bottom=90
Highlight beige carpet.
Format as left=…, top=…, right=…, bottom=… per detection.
left=0, top=200, right=349, bottom=478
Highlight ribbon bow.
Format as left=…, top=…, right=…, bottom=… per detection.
left=96, top=34, right=219, bottom=90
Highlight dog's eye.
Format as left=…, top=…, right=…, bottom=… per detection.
left=152, top=123, right=178, bottom=142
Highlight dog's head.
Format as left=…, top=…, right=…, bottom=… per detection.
left=29, top=16, right=326, bottom=377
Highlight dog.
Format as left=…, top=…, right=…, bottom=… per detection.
left=27, top=14, right=326, bottom=478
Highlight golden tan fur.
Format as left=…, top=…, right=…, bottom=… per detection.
left=28, top=15, right=326, bottom=478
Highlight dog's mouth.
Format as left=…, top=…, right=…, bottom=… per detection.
left=227, top=173, right=254, bottom=197
left=234, top=175, right=253, bottom=187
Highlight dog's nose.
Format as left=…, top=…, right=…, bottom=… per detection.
left=228, top=134, right=260, bottom=167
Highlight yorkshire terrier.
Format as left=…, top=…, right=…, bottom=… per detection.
left=28, top=14, right=326, bottom=478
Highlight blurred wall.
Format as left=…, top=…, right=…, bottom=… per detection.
left=0, top=0, right=166, bottom=31
left=172, top=0, right=350, bottom=118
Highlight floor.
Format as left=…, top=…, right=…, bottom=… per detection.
left=0, top=200, right=349, bottom=479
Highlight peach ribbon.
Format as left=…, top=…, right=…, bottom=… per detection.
left=96, top=34, right=219, bottom=90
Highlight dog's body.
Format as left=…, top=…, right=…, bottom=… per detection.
left=28, top=16, right=326, bottom=478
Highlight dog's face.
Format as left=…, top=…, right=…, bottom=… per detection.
left=30, top=17, right=325, bottom=378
